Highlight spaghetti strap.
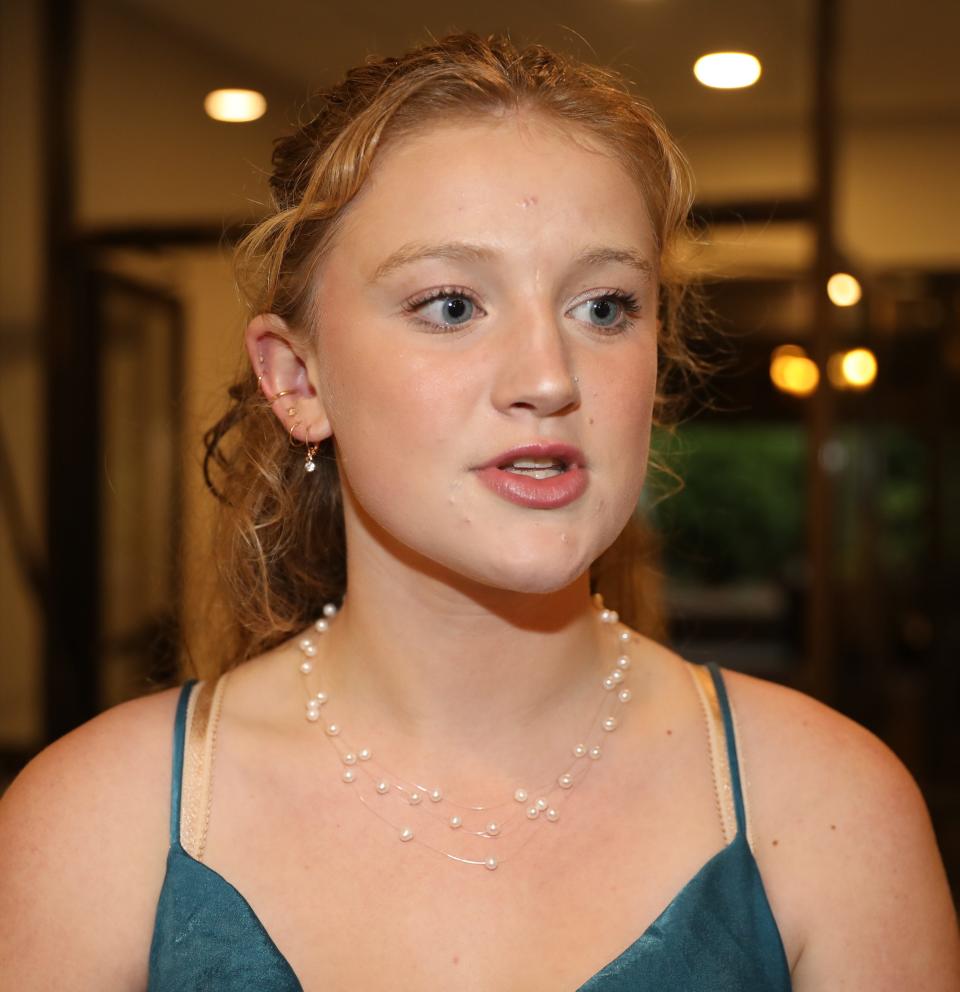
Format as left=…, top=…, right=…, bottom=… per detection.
left=168, top=679, right=198, bottom=848
left=704, top=662, right=748, bottom=838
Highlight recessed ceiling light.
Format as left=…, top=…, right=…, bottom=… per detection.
left=826, top=272, right=862, bottom=307
left=204, top=88, right=267, bottom=123
left=693, top=52, right=762, bottom=90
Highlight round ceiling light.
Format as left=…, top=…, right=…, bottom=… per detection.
left=204, top=88, right=267, bottom=123
left=693, top=52, right=762, bottom=90
left=826, top=272, right=862, bottom=307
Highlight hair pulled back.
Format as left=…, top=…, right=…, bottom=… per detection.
left=201, top=31, right=698, bottom=673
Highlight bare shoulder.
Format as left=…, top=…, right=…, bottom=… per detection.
left=0, top=683, right=186, bottom=991
left=719, top=666, right=960, bottom=989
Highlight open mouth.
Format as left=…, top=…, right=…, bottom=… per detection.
left=498, top=458, right=568, bottom=479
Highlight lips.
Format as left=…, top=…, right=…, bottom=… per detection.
left=472, top=441, right=589, bottom=509
left=475, top=442, right=587, bottom=471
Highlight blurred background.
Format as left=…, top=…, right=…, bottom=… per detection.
left=1, top=0, right=958, bottom=894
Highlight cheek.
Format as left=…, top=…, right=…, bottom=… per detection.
left=598, top=337, right=657, bottom=431
left=589, top=341, right=658, bottom=498
left=322, top=333, right=464, bottom=483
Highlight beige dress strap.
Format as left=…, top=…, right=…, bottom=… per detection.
left=685, top=660, right=754, bottom=852
left=179, top=672, right=230, bottom=861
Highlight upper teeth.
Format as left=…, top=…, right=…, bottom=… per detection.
left=506, top=458, right=565, bottom=469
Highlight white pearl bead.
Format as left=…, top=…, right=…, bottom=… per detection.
left=600, top=609, right=614, bottom=623
left=314, top=618, right=329, bottom=632
left=526, top=806, right=539, bottom=819
left=429, top=788, right=443, bottom=802
left=573, top=743, right=587, bottom=757
left=558, top=773, right=573, bottom=789
left=343, top=752, right=357, bottom=765
left=619, top=630, right=631, bottom=643
left=589, top=746, right=602, bottom=759
left=486, top=822, right=500, bottom=835
left=409, top=791, right=422, bottom=805
left=303, top=644, right=317, bottom=658
left=323, top=603, right=338, bottom=617
left=484, top=856, right=498, bottom=870
left=399, top=827, right=414, bottom=842
left=618, top=688, right=632, bottom=703
left=546, top=808, right=560, bottom=822
left=449, top=815, right=462, bottom=828
left=603, top=716, right=618, bottom=732
left=617, top=655, right=631, bottom=670
left=305, top=709, right=320, bottom=722
left=358, top=747, right=371, bottom=760
left=299, top=638, right=314, bottom=652
left=325, top=723, right=341, bottom=736
left=299, top=661, right=313, bottom=674
left=514, top=788, right=528, bottom=803
left=341, top=768, right=356, bottom=783
left=315, top=691, right=328, bottom=703
left=376, top=780, right=390, bottom=794
left=610, top=669, right=624, bottom=683
left=535, top=797, right=548, bottom=810
left=603, top=677, right=615, bottom=690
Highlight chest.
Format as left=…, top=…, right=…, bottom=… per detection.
left=194, top=717, right=798, bottom=990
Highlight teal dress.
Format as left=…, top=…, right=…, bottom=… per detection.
left=148, top=662, right=792, bottom=989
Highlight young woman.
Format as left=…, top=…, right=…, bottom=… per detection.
left=2, top=32, right=957, bottom=992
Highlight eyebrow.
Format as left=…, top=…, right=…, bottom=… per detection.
left=575, top=246, right=653, bottom=275
left=371, top=241, right=497, bottom=282
left=369, top=241, right=653, bottom=283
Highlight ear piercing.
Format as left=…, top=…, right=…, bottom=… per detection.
left=305, top=433, right=319, bottom=473
left=258, top=357, right=318, bottom=473
left=255, top=357, right=297, bottom=404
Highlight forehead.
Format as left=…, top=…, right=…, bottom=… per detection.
left=330, top=113, right=656, bottom=265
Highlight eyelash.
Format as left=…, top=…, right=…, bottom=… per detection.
left=400, top=285, right=481, bottom=331
left=401, top=286, right=643, bottom=334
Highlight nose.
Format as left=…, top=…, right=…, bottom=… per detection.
left=489, top=305, right=580, bottom=418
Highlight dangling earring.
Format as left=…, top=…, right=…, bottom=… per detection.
left=304, top=437, right=319, bottom=474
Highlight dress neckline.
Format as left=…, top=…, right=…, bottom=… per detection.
left=168, top=829, right=751, bottom=990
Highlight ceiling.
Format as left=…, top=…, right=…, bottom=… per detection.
left=116, top=0, right=960, bottom=130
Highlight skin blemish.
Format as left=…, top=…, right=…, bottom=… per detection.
left=666, top=728, right=672, bottom=735
left=518, top=195, right=538, bottom=208
left=772, top=839, right=779, bottom=846
left=830, top=824, right=836, bottom=830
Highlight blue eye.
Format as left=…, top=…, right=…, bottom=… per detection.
left=411, top=293, right=476, bottom=328
left=570, top=292, right=641, bottom=331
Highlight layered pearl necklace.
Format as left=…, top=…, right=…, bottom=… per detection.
left=296, top=594, right=634, bottom=871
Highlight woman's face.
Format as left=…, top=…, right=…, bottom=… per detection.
left=305, top=112, right=659, bottom=595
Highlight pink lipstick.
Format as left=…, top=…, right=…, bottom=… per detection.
left=473, top=442, right=588, bottom=509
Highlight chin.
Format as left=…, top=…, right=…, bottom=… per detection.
left=444, top=543, right=602, bottom=597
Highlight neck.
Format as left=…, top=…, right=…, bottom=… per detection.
left=311, top=573, right=620, bottom=793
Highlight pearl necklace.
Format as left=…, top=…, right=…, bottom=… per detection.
left=296, top=594, right=634, bottom=871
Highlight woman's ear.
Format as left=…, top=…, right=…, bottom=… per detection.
left=244, top=313, right=332, bottom=443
